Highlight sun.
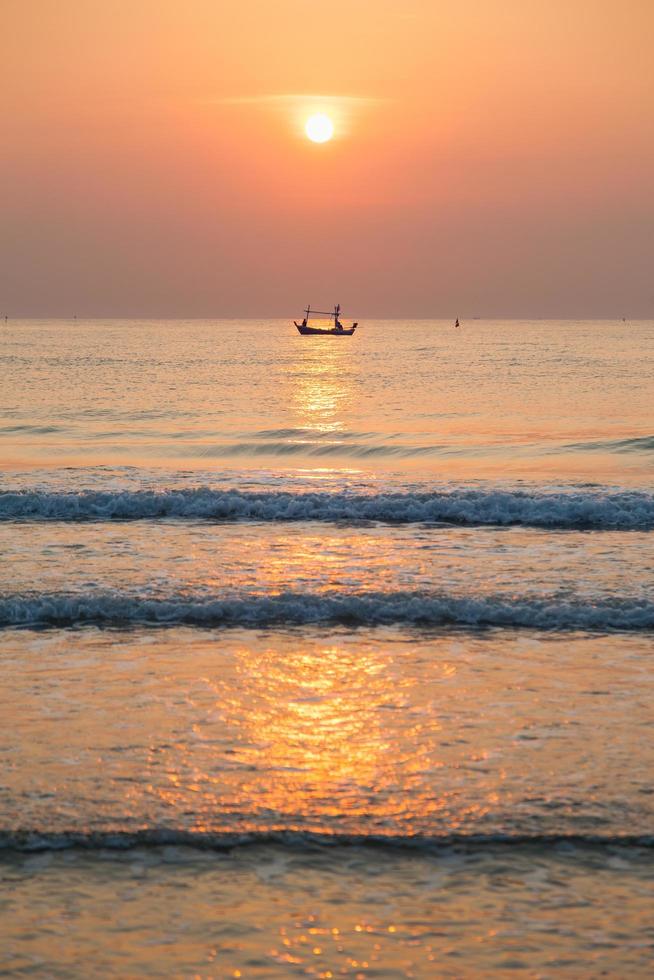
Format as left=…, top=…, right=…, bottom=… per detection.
left=305, top=113, right=334, bottom=143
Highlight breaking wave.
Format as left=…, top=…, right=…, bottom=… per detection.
left=1, top=487, right=654, bottom=529
left=1, top=591, right=653, bottom=631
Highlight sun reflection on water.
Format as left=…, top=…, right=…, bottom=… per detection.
left=290, top=340, right=356, bottom=436
left=206, top=643, right=394, bottom=827
left=139, top=637, right=489, bottom=837
left=7, top=628, right=644, bottom=841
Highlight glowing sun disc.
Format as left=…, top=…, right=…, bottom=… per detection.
left=305, top=113, right=334, bottom=143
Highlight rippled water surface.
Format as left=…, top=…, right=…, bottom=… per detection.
left=2, top=318, right=653, bottom=480
left=3, top=628, right=653, bottom=840
left=1, top=319, right=652, bottom=976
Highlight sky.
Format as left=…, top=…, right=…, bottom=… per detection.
left=1, top=0, right=653, bottom=317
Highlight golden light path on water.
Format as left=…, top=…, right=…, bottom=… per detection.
left=1, top=319, right=652, bottom=484
left=3, top=629, right=653, bottom=839
left=3, top=625, right=654, bottom=974
left=2, top=319, right=654, bottom=975
left=3, top=0, right=654, bottom=968
left=172, top=643, right=463, bottom=834
left=290, top=337, right=355, bottom=436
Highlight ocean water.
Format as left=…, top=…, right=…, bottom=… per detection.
left=1, top=318, right=653, bottom=977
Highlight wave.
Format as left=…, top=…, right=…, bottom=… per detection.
left=566, top=435, right=654, bottom=454
left=199, top=440, right=448, bottom=458
left=1, top=591, right=653, bottom=631
left=1, top=487, right=653, bottom=529
left=0, top=828, right=652, bottom=854
left=0, top=423, right=66, bottom=434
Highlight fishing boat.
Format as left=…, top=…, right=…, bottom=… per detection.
left=294, top=304, right=358, bottom=336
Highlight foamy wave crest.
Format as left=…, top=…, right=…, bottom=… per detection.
left=1, top=487, right=653, bottom=529
left=1, top=591, right=653, bottom=631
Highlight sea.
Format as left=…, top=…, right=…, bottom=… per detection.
left=1, top=318, right=653, bottom=977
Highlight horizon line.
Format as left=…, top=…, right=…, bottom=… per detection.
left=1, top=314, right=647, bottom=322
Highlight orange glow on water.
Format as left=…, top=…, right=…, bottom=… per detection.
left=289, top=339, right=355, bottom=435
left=6, top=627, right=653, bottom=841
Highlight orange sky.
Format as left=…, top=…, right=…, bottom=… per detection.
left=1, top=0, right=653, bottom=316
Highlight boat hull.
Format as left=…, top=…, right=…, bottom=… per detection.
left=296, top=325, right=356, bottom=336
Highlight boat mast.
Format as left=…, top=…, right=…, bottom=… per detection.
left=301, top=305, right=348, bottom=321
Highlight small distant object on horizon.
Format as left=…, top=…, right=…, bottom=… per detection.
left=455, top=317, right=460, bottom=328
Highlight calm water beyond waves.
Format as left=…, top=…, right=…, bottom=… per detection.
left=1, top=319, right=653, bottom=977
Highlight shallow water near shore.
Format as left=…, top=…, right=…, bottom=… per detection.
left=3, top=844, right=653, bottom=978
left=1, top=319, right=653, bottom=976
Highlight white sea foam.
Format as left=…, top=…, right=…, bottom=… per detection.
left=1, top=487, right=653, bottom=529
left=1, top=591, right=652, bottom=630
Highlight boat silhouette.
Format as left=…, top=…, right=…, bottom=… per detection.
left=294, top=304, right=358, bottom=336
